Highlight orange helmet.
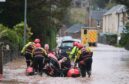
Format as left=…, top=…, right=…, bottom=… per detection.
left=77, top=43, right=83, bottom=49
left=35, top=43, right=41, bottom=48
left=67, top=68, right=80, bottom=77
left=34, top=38, right=40, bottom=43
left=73, top=42, right=78, bottom=46
left=26, top=67, right=33, bottom=73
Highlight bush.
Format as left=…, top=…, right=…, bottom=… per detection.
left=105, top=34, right=117, bottom=45
left=125, top=39, right=129, bottom=50
left=0, top=22, right=33, bottom=50
left=13, top=22, right=33, bottom=49
left=119, top=22, right=129, bottom=49
left=120, top=33, right=129, bottom=46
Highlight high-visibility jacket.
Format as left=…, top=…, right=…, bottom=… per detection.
left=21, top=42, right=34, bottom=55
left=74, top=49, right=81, bottom=63
left=33, top=47, right=47, bottom=57
left=69, top=46, right=79, bottom=60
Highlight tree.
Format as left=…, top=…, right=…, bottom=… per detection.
left=115, top=0, right=129, bottom=49
left=0, top=0, right=72, bottom=49
left=115, top=0, right=129, bottom=7
left=93, top=0, right=110, bottom=8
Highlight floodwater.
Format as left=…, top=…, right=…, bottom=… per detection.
left=1, top=44, right=129, bottom=84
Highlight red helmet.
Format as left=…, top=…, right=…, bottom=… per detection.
left=34, top=39, right=40, bottom=43
left=35, top=43, right=41, bottom=48
left=73, top=42, right=78, bottom=46
left=77, top=43, right=83, bottom=49
left=26, top=67, right=33, bottom=73
left=67, top=68, right=80, bottom=77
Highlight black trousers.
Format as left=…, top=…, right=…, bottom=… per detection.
left=33, top=56, right=44, bottom=75
left=25, top=53, right=33, bottom=67
left=79, top=57, right=92, bottom=77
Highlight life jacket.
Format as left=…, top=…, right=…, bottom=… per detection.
left=33, top=48, right=44, bottom=56
left=25, top=45, right=33, bottom=53
left=79, top=50, right=92, bottom=61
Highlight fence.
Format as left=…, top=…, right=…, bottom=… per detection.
left=0, top=41, right=20, bottom=78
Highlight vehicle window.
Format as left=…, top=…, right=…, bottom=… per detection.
left=61, top=42, right=73, bottom=47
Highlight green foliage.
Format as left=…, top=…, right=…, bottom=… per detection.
left=14, top=22, right=32, bottom=40
left=92, top=0, right=116, bottom=9
left=0, top=0, right=71, bottom=49
left=119, top=22, right=129, bottom=49
left=106, top=1, right=117, bottom=9
left=115, top=0, right=129, bottom=7
left=105, top=34, right=117, bottom=45
left=13, top=22, right=33, bottom=48
left=93, top=0, right=110, bottom=8
left=115, top=0, right=129, bottom=50
left=0, top=24, right=19, bottom=48
left=0, top=22, right=32, bottom=49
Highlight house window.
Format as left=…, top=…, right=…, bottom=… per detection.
left=84, top=29, right=87, bottom=34
left=75, top=1, right=81, bottom=7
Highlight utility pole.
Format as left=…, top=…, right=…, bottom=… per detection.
left=0, top=0, right=6, bottom=80
left=88, top=0, right=92, bottom=27
left=24, top=0, right=27, bottom=45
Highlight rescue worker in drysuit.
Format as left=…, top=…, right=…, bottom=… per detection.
left=74, top=43, right=93, bottom=77
left=32, top=43, right=47, bottom=76
left=21, top=42, right=34, bottom=67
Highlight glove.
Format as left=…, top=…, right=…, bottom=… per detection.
left=79, top=61, right=84, bottom=65
left=62, top=57, right=67, bottom=62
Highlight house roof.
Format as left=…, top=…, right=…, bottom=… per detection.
left=104, top=5, right=127, bottom=16
left=90, top=9, right=107, bottom=20
left=65, top=24, right=87, bottom=33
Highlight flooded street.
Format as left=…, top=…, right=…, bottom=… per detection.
left=1, top=44, right=129, bottom=84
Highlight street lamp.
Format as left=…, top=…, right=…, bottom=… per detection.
left=24, top=0, right=27, bottom=45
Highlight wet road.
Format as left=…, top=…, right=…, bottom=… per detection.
left=1, top=44, right=129, bottom=84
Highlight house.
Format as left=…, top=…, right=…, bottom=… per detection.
left=103, top=5, right=128, bottom=36
left=90, top=9, right=107, bottom=30
left=65, top=24, right=87, bottom=39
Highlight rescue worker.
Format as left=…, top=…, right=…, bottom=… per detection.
left=74, top=43, right=93, bottom=77
left=69, top=42, right=79, bottom=61
left=44, top=44, right=50, bottom=54
left=21, top=42, right=34, bottom=67
left=44, top=44, right=56, bottom=58
left=33, top=43, right=47, bottom=76
left=74, top=43, right=83, bottom=67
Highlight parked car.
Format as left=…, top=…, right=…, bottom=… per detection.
left=58, top=36, right=81, bottom=55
